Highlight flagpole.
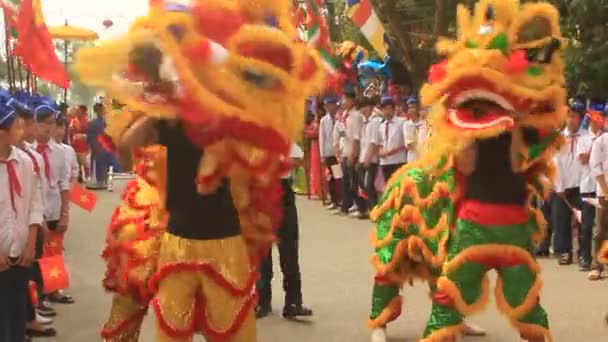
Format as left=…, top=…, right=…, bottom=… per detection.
left=3, top=11, right=14, bottom=92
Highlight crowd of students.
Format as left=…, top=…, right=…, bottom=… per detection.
left=305, top=92, right=428, bottom=219
left=302, top=94, right=608, bottom=279
left=0, top=96, right=102, bottom=341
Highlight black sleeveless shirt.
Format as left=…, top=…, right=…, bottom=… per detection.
left=464, top=133, right=527, bottom=206
left=157, top=120, right=241, bottom=240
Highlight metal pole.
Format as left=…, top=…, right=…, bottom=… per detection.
left=3, top=12, right=14, bottom=92
left=63, top=39, right=69, bottom=101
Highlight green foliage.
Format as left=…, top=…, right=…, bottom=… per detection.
left=553, top=0, right=608, bottom=98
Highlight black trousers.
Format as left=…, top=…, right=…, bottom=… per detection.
left=323, top=157, right=339, bottom=205
left=381, top=163, right=404, bottom=182
left=552, top=187, right=580, bottom=255
left=357, top=163, right=379, bottom=212
left=258, top=179, right=302, bottom=307
left=0, top=265, right=29, bottom=342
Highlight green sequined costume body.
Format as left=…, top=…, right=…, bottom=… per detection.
left=368, top=152, right=553, bottom=342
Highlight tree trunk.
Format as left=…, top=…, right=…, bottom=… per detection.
left=434, top=0, right=449, bottom=36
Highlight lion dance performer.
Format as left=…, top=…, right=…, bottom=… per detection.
left=75, top=0, right=324, bottom=341
left=367, top=1, right=566, bottom=342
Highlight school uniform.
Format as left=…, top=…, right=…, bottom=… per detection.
left=552, top=127, right=588, bottom=260
left=0, top=147, right=44, bottom=342
left=340, top=108, right=364, bottom=214
left=403, top=118, right=424, bottom=163
left=577, top=131, right=599, bottom=266
left=358, top=111, right=383, bottom=210
left=589, top=132, right=608, bottom=269
left=375, top=116, right=407, bottom=180
left=60, top=143, right=79, bottom=183
left=319, top=112, right=339, bottom=205
left=257, top=144, right=312, bottom=318
left=31, top=139, right=71, bottom=227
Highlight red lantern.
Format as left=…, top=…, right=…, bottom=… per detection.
left=102, top=19, right=114, bottom=29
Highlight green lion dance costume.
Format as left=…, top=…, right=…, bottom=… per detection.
left=367, top=1, right=567, bottom=342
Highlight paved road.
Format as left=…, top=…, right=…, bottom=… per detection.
left=47, top=180, right=607, bottom=341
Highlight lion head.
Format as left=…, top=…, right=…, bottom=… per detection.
left=422, top=0, right=566, bottom=142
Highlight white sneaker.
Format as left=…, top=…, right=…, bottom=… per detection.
left=348, top=205, right=358, bottom=213
left=370, top=328, right=387, bottom=342
left=36, top=313, right=53, bottom=325
left=462, top=320, right=486, bottom=336
left=325, top=203, right=337, bottom=210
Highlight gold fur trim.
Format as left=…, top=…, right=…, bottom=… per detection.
left=436, top=275, right=491, bottom=316
left=494, top=274, right=543, bottom=320
left=443, top=245, right=540, bottom=274
left=366, top=296, right=403, bottom=329
left=420, top=323, right=466, bottom=342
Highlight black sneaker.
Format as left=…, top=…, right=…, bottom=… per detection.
left=282, top=304, right=313, bottom=319
left=255, top=304, right=272, bottom=319
left=579, top=262, right=592, bottom=272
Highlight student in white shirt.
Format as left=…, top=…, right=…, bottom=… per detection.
left=359, top=98, right=383, bottom=210
left=374, top=96, right=407, bottom=181
left=576, top=109, right=604, bottom=271
left=338, top=92, right=365, bottom=217
left=319, top=96, right=340, bottom=209
left=403, top=104, right=423, bottom=163
left=588, top=116, right=608, bottom=279
left=54, top=116, right=79, bottom=185
left=256, top=143, right=312, bottom=319
left=32, top=104, right=74, bottom=305
left=0, top=104, right=44, bottom=342
left=10, top=100, right=58, bottom=333
left=552, top=106, right=588, bottom=265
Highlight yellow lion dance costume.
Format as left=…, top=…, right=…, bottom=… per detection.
left=367, top=1, right=566, bottom=342
left=75, top=1, right=324, bottom=341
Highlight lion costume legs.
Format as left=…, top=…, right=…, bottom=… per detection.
left=152, top=233, right=257, bottom=342
left=423, top=218, right=550, bottom=342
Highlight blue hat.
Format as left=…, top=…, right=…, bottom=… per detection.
left=7, top=97, right=31, bottom=112
left=32, top=102, right=60, bottom=121
left=588, top=102, right=606, bottom=113
left=323, top=95, right=339, bottom=104
left=406, top=96, right=417, bottom=105
left=569, top=98, right=586, bottom=112
left=380, top=96, right=394, bottom=107
left=0, top=102, right=17, bottom=129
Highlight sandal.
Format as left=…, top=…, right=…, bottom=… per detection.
left=558, top=253, right=572, bottom=265
left=26, top=327, right=57, bottom=337
left=587, top=269, right=602, bottom=281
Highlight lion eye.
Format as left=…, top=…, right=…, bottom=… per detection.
left=242, top=69, right=277, bottom=89
left=526, top=38, right=561, bottom=64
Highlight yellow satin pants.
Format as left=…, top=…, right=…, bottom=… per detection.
left=153, top=233, right=257, bottom=342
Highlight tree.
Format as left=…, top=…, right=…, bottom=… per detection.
left=553, top=0, right=608, bottom=98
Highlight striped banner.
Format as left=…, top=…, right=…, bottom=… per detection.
left=301, top=0, right=336, bottom=74
left=345, top=0, right=387, bottom=58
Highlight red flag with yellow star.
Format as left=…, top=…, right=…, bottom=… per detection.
left=39, top=256, right=70, bottom=294
left=13, top=0, right=70, bottom=88
left=70, top=183, right=98, bottom=212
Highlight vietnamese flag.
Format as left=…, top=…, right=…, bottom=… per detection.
left=70, top=183, right=98, bottom=212
left=43, top=231, right=64, bottom=257
left=39, top=256, right=70, bottom=294
left=29, top=281, right=39, bottom=307
left=13, top=0, right=70, bottom=88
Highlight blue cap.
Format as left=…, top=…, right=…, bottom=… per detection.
left=32, top=102, right=60, bottom=121
left=380, top=96, right=394, bottom=107
left=406, top=96, right=417, bottom=105
left=0, top=102, right=17, bottom=129
left=7, top=97, right=31, bottom=112
left=588, top=102, right=606, bottom=113
left=569, top=98, right=586, bottom=112
left=323, top=95, right=339, bottom=104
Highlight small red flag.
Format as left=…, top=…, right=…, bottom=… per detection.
left=29, top=281, right=39, bottom=307
left=39, top=256, right=70, bottom=294
left=42, top=231, right=64, bottom=257
left=70, top=183, right=98, bottom=212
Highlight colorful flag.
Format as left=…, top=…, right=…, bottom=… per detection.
left=70, top=183, right=99, bottom=212
left=0, top=0, right=19, bottom=36
left=301, top=0, right=336, bottom=74
left=13, top=0, right=70, bottom=88
left=345, top=0, right=387, bottom=58
left=43, top=231, right=64, bottom=257
left=39, top=255, right=70, bottom=294
left=28, top=281, right=39, bottom=307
